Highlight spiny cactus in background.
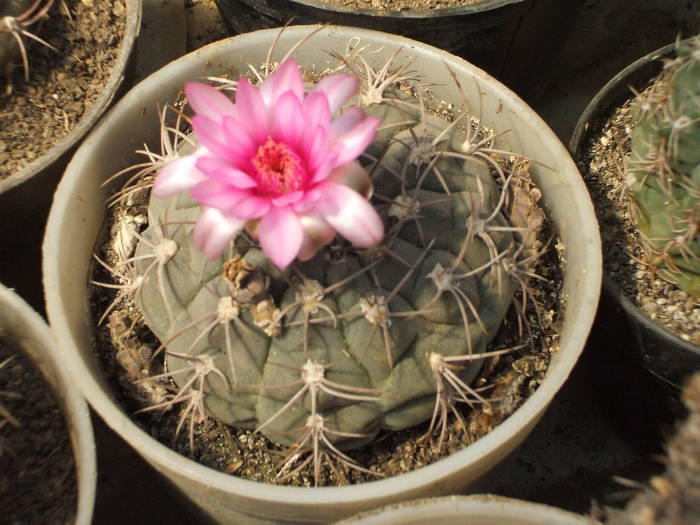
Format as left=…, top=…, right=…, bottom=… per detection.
left=97, top=37, right=546, bottom=484
left=606, top=372, right=700, bottom=525
left=627, top=35, right=700, bottom=297
left=1, top=0, right=57, bottom=94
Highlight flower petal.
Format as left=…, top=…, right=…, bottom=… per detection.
left=310, top=154, right=337, bottom=184
left=152, top=149, right=207, bottom=197
left=270, top=90, right=304, bottom=148
left=326, top=161, right=372, bottom=197
left=259, top=58, right=304, bottom=107
left=303, top=124, right=330, bottom=172
left=193, top=207, right=244, bottom=260
left=333, top=116, right=380, bottom=166
left=196, top=156, right=258, bottom=189
left=221, top=115, right=257, bottom=171
left=258, top=205, right=303, bottom=269
left=330, top=107, right=365, bottom=137
left=231, top=194, right=271, bottom=219
left=272, top=190, right=304, bottom=207
left=314, top=182, right=384, bottom=247
left=235, top=78, right=269, bottom=144
left=303, top=91, right=331, bottom=130
left=191, top=115, right=236, bottom=162
left=297, top=211, right=336, bottom=261
left=311, top=73, right=359, bottom=114
left=191, top=180, right=249, bottom=210
left=185, top=82, right=237, bottom=123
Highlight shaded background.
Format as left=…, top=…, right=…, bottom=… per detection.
left=2, top=0, right=699, bottom=523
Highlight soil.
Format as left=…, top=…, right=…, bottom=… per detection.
left=0, top=0, right=126, bottom=177
left=317, top=0, right=483, bottom=10
left=0, top=337, right=78, bottom=524
left=578, top=72, right=700, bottom=344
left=184, top=0, right=230, bottom=50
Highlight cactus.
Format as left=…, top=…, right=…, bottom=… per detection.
left=605, top=372, right=700, bottom=525
left=1, top=0, right=57, bottom=95
left=97, top=39, right=546, bottom=484
left=627, top=35, right=700, bottom=297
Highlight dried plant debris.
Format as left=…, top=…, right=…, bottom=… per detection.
left=0, top=337, right=77, bottom=524
left=90, top=35, right=564, bottom=486
left=605, top=372, right=700, bottom=525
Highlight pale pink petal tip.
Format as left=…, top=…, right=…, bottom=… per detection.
left=334, top=116, right=381, bottom=166
left=152, top=155, right=206, bottom=197
left=185, top=81, right=236, bottom=122
left=260, top=58, right=304, bottom=105
left=258, top=206, right=304, bottom=269
left=312, top=73, right=360, bottom=113
left=315, top=183, right=384, bottom=247
left=193, top=207, right=245, bottom=260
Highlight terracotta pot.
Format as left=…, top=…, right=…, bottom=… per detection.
left=44, top=25, right=601, bottom=524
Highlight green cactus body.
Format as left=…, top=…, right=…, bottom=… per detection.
left=105, top=51, right=542, bottom=480
left=628, top=36, right=700, bottom=296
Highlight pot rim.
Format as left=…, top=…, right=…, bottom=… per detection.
left=569, top=41, right=700, bottom=360
left=0, top=0, right=142, bottom=196
left=261, top=0, right=524, bottom=18
left=44, top=24, right=600, bottom=511
left=0, top=284, right=96, bottom=525
left=334, top=494, right=597, bottom=524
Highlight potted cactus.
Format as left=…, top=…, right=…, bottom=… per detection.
left=0, top=283, right=96, bottom=524
left=44, top=25, right=601, bottom=524
left=571, top=36, right=700, bottom=425
left=0, top=0, right=141, bottom=233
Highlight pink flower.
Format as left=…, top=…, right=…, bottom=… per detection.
left=153, top=58, right=384, bottom=269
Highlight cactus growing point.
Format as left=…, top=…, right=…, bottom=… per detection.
left=96, top=39, right=547, bottom=484
left=627, top=35, right=700, bottom=297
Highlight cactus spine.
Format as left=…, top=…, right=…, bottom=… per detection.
left=627, top=36, right=700, bottom=296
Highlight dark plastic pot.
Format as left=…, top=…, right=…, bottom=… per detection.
left=213, top=0, right=584, bottom=102
left=569, top=43, right=700, bottom=430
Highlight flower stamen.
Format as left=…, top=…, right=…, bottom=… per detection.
left=252, top=137, right=307, bottom=197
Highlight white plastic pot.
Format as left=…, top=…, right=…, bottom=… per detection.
left=335, top=495, right=598, bottom=525
left=43, top=26, right=602, bottom=524
left=0, top=284, right=96, bottom=525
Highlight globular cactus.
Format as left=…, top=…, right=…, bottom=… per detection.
left=1, top=0, right=56, bottom=94
left=99, top=41, right=544, bottom=483
left=627, top=35, right=700, bottom=297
